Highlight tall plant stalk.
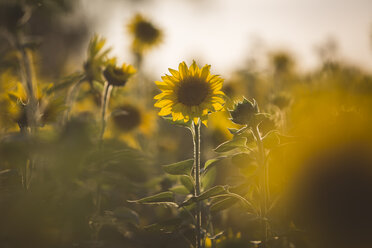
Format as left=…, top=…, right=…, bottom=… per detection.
left=16, top=33, right=38, bottom=190
left=63, top=78, right=86, bottom=124
left=192, top=120, right=202, bottom=248
left=252, top=125, right=270, bottom=245
left=99, top=81, right=113, bottom=146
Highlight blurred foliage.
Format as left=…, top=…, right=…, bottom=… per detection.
left=0, top=1, right=372, bottom=248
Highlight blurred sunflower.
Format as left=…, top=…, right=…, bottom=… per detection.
left=5, top=81, right=65, bottom=129
left=127, top=14, right=162, bottom=53
left=154, top=61, right=225, bottom=125
left=103, top=61, right=136, bottom=87
left=105, top=101, right=156, bottom=148
left=2, top=80, right=65, bottom=129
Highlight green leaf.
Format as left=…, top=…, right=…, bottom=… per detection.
left=204, top=157, right=227, bottom=172
left=197, top=185, right=228, bottom=201
left=180, top=185, right=228, bottom=207
left=202, top=166, right=217, bottom=190
left=144, top=218, right=184, bottom=233
left=46, top=72, right=85, bottom=94
left=112, top=207, right=139, bottom=225
left=162, top=159, right=194, bottom=176
left=210, top=197, right=239, bottom=212
left=169, top=185, right=190, bottom=195
left=128, top=191, right=178, bottom=207
left=215, top=137, right=247, bottom=153
left=180, top=175, right=194, bottom=192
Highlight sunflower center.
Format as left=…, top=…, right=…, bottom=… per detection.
left=135, top=21, right=158, bottom=43
left=177, top=77, right=209, bottom=106
left=112, top=105, right=142, bottom=132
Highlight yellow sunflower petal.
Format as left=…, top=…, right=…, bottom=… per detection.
left=154, top=99, right=173, bottom=108
left=179, top=62, right=189, bottom=79
left=200, top=65, right=211, bottom=79
left=189, top=60, right=199, bottom=76
left=158, top=107, right=172, bottom=116
left=155, top=81, right=172, bottom=90
left=168, top=68, right=180, bottom=79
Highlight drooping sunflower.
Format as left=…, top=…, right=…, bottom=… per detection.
left=154, top=61, right=225, bottom=125
left=127, top=14, right=162, bottom=53
left=103, top=61, right=136, bottom=87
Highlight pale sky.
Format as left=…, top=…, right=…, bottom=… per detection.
left=79, top=0, right=372, bottom=77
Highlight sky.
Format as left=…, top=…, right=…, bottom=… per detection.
left=79, top=0, right=372, bottom=77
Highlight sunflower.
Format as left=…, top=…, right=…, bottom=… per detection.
left=105, top=102, right=156, bottom=149
left=4, top=80, right=65, bottom=129
left=154, top=61, right=225, bottom=125
left=127, top=14, right=162, bottom=53
left=103, top=62, right=136, bottom=87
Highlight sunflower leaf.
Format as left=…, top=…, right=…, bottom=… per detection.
left=162, top=159, right=194, bottom=176
left=203, top=156, right=227, bottom=172
left=215, top=137, right=247, bottom=153
left=180, top=175, right=194, bottom=192
left=128, top=191, right=178, bottom=207
left=210, top=197, right=239, bottom=212
left=179, top=185, right=228, bottom=207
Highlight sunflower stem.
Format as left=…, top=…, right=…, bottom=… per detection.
left=99, top=81, right=113, bottom=147
left=252, top=125, right=270, bottom=245
left=192, top=120, right=202, bottom=248
left=63, top=77, right=86, bottom=125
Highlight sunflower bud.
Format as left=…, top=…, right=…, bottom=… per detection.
left=103, top=63, right=136, bottom=87
left=229, top=98, right=259, bottom=126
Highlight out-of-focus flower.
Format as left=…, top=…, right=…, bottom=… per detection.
left=106, top=102, right=156, bottom=148
left=103, top=61, right=136, bottom=87
left=83, top=35, right=111, bottom=83
left=154, top=61, right=225, bottom=125
left=127, top=14, right=162, bottom=53
left=4, top=81, right=65, bottom=129
left=269, top=51, right=295, bottom=75
left=271, top=92, right=292, bottom=109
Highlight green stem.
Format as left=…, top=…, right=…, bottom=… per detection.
left=15, top=33, right=38, bottom=190
left=192, top=120, right=202, bottom=248
left=17, top=35, right=38, bottom=133
left=99, top=81, right=112, bottom=146
left=252, top=125, right=270, bottom=244
left=63, top=77, right=86, bottom=124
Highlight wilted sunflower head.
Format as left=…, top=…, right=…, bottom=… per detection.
left=103, top=62, right=136, bottom=87
left=128, top=14, right=162, bottom=53
left=154, top=61, right=225, bottom=125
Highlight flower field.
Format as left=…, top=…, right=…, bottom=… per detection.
left=1, top=1, right=372, bottom=248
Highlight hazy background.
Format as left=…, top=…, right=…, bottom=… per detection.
left=75, top=0, right=372, bottom=76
